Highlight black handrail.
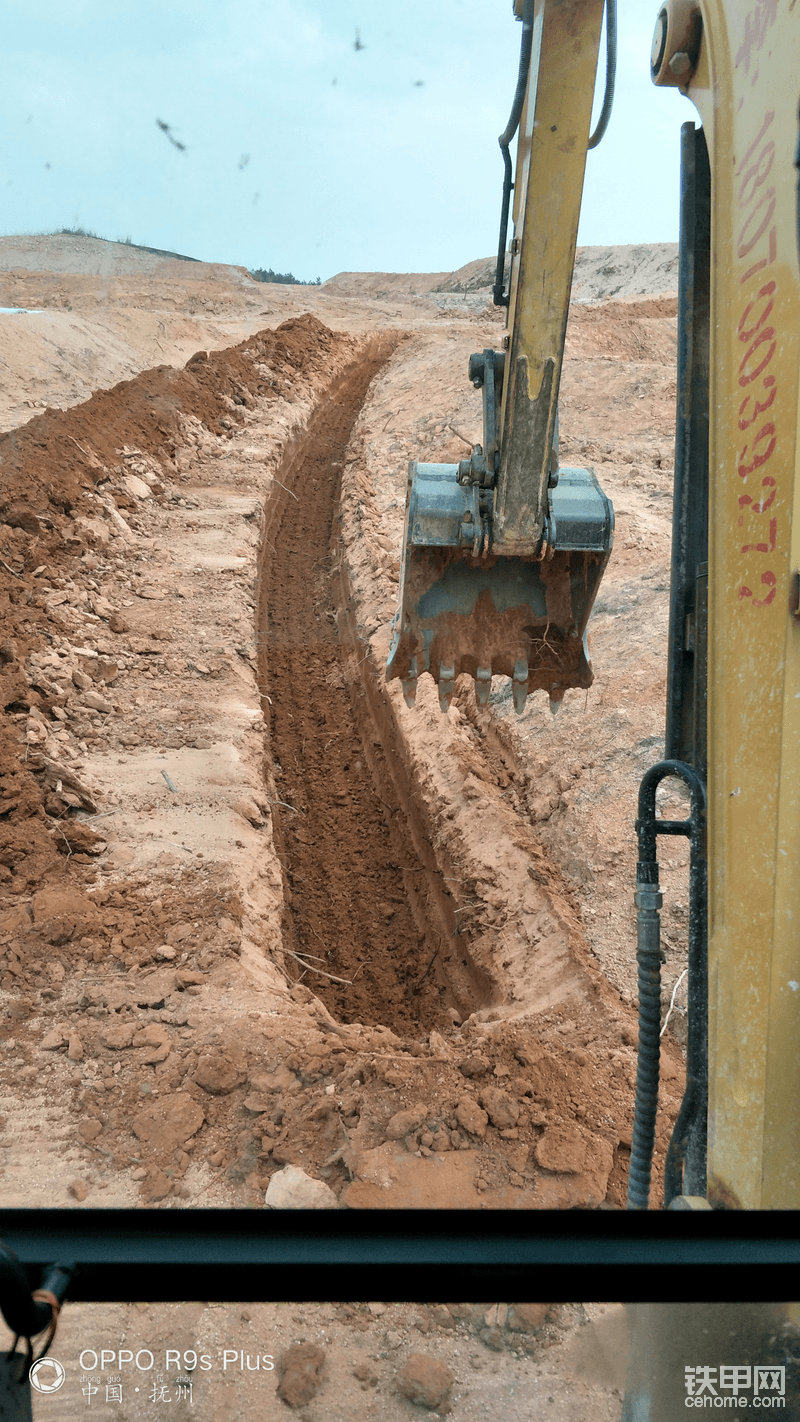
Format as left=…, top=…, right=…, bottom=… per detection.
left=626, top=761, right=707, bottom=1211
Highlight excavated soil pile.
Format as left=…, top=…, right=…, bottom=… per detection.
left=0, top=315, right=340, bottom=895
left=0, top=313, right=331, bottom=510
left=324, top=245, right=680, bottom=304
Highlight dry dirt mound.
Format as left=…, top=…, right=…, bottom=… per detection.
left=322, top=270, right=450, bottom=297
left=0, top=319, right=323, bottom=516
left=0, top=240, right=446, bottom=439
left=569, top=244, right=679, bottom=302
left=330, top=242, right=680, bottom=305
left=0, top=232, right=256, bottom=286
left=0, top=314, right=342, bottom=911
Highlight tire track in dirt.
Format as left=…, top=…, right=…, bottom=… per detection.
left=258, top=349, right=458, bottom=1036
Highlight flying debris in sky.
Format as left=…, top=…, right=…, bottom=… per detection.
left=155, top=119, right=187, bottom=152
left=238, top=154, right=250, bottom=170
left=353, top=27, right=365, bottom=51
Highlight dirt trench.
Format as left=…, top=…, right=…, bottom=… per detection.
left=256, top=347, right=488, bottom=1036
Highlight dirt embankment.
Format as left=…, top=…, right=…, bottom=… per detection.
left=434, top=244, right=679, bottom=302
left=322, top=270, right=451, bottom=298
left=0, top=232, right=254, bottom=281
left=0, top=239, right=425, bottom=437
left=0, top=240, right=688, bottom=1213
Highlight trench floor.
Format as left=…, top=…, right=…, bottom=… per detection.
left=259, top=355, right=453, bottom=1035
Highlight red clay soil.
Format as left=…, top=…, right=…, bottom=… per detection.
left=0, top=313, right=341, bottom=517
left=0, top=316, right=349, bottom=949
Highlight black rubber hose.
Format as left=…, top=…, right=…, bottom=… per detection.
left=493, top=147, right=514, bottom=308
left=588, top=0, right=617, bottom=150
left=663, top=1066, right=698, bottom=1204
left=498, top=0, right=535, bottom=152
left=493, top=0, right=534, bottom=307
left=627, top=878, right=663, bottom=1210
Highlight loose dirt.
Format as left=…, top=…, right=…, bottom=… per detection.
left=1, top=1301, right=629, bottom=1422
left=0, top=236, right=688, bottom=1213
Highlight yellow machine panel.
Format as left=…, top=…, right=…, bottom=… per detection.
left=659, top=0, right=800, bottom=1207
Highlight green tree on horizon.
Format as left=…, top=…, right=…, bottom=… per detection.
left=250, top=267, right=321, bottom=286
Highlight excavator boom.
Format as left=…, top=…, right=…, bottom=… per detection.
left=387, top=0, right=615, bottom=714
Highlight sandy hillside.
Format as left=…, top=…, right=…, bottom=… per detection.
left=0, top=232, right=255, bottom=280
left=433, top=243, right=679, bottom=303
left=0, top=234, right=687, bottom=1225
left=0, top=235, right=426, bottom=435
left=325, top=242, right=679, bottom=306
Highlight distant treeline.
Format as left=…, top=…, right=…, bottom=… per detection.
left=250, top=267, right=321, bottom=286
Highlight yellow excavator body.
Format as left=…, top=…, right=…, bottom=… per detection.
left=652, top=0, right=800, bottom=1208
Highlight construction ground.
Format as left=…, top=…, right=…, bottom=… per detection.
left=0, top=229, right=704, bottom=1420
left=0, top=233, right=690, bottom=1220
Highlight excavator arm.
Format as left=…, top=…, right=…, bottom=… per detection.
left=386, top=0, right=615, bottom=714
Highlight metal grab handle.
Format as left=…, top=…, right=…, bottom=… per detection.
left=626, top=760, right=707, bottom=1211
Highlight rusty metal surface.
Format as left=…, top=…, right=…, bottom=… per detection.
left=495, top=0, right=606, bottom=554
left=386, top=543, right=609, bottom=708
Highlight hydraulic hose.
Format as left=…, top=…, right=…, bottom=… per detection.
left=498, top=0, right=535, bottom=153
left=627, top=874, right=663, bottom=1211
left=493, top=0, right=534, bottom=307
left=493, top=0, right=615, bottom=305
left=588, top=0, right=617, bottom=149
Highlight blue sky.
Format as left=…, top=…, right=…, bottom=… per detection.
left=1, top=0, right=695, bottom=280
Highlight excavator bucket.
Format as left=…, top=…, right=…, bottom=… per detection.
left=386, top=459, right=613, bottom=713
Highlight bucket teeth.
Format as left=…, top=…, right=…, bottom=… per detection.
left=438, top=661, right=456, bottom=712
left=475, top=666, right=492, bottom=707
left=401, top=657, right=418, bottom=708
left=512, top=658, right=529, bottom=716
